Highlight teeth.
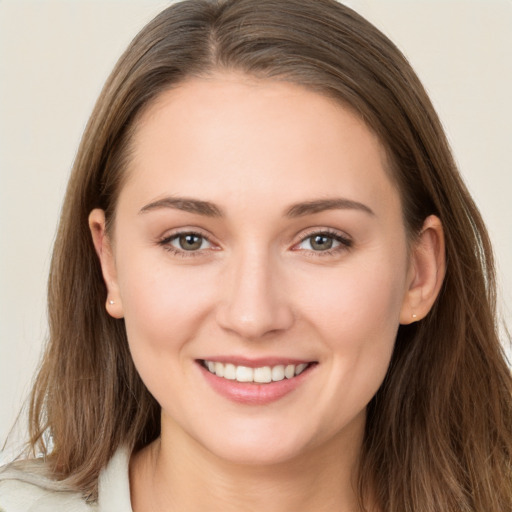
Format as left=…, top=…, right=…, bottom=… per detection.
left=236, top=366, right=253, bottom=382
left=284, top=364, right=295, bottom=379
left=214, top=361, right=224, bottom=378
left=271, top=365, right=285, bottom=381
left=254, top=366, right=272, bottom=383
left=203, top=360, right=310, bottom=383
left=224, top=363, right=236, bottom=380
left=295, top=363, right=308, bottom=375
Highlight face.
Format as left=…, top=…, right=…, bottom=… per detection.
left=92, top=74, right=424, bottom=465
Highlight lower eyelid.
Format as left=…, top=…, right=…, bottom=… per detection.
left=295, top=240, right=352, bottom=260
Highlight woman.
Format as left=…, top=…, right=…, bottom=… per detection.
left=1, top=0, right=511, bottom=510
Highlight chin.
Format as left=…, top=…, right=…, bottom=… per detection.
left=189, top=416, right=339, bottom=467
left=205, top=437, right=310, bottom=467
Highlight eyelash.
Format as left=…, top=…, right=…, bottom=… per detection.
left=157, top=229, right=353, bottom=258
left=158, top=230, right=213, bottom=258
left=294, top=228, right=353, bottom=258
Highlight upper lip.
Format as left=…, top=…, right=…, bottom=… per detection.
left=197, top=356, right=316, bottom=368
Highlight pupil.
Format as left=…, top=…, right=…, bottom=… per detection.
left=179, top=234, right=202, bottom=250
left=312, top=235, right=333, bottom=251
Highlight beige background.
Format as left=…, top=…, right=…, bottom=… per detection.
left=1, top=0, right=511, bottom=458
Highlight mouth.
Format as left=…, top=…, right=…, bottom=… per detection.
left=198, top=359, right=316, bottom=384
left=197, top=358, right=318, bottom=404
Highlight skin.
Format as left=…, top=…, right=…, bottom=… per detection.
left=90, top=74, right=445, bottom=512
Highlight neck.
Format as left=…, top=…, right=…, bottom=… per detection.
left=130, top=415, right=367, bottom=512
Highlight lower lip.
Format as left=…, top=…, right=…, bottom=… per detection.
left=198, top=362, right=315, bottom=405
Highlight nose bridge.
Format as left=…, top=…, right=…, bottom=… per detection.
left=216, top=243, right=294, bottom=339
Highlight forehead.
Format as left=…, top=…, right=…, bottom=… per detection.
left=121, top=74, right=400, bottom=219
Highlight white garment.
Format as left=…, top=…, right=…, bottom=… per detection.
left=0, top=447, right=132, bottom=512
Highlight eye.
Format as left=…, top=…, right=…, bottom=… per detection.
left=295, top=230, right=352, bottom=255
left=158, top=231, right=214, bottom=256
left=302, top=234, right=336, bottom=251
left=172, top=233, right=210, bottom=251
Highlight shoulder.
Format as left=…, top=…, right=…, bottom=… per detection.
left=0, top=467, right=95, bottom=512
left=0, top=446, right=132, bottom=512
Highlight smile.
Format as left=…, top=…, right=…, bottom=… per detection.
left=201, top=360, right=311, bottom=383
left=198, top=358, right=317, bottom=404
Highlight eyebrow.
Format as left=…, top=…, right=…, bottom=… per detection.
left=284, top=198, right=375, bottom=218
left=139, top=197, right=224, bottom=217
left=139, top=196, right=374, bottom=218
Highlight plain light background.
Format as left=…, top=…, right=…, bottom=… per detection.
left=1, top=0, right=511, bottom=457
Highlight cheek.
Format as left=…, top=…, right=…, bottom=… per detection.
left=296, top=256, right=406, bottom=341
left=116, top=252, right=218, bottom=359
left=292, top=252, right=407, bottom=411
left=116, top=257, right=222, bottom=419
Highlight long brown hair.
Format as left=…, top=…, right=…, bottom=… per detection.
left=20, top=0, right=512, bottom=509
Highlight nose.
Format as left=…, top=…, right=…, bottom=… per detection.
left=215, top=248, right=295, bottom=340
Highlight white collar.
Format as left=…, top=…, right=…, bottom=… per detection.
left=97, top=446, right=133, bottom=512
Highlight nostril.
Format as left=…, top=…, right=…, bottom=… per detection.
left=215, top=302, right=295, bottom=340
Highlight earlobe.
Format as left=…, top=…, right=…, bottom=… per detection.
left=88, top=209, right=124, bottom=319
left=400, top=215, right=446, bottom=325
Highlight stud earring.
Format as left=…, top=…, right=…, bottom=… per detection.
left=109, top=300, right=115, bottom=305
left=412, top=313, right=418, bottom=319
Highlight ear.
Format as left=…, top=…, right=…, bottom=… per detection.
left=89, top=209, right=124, bottom=319
left=400, top=215, right=446, bottom=324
